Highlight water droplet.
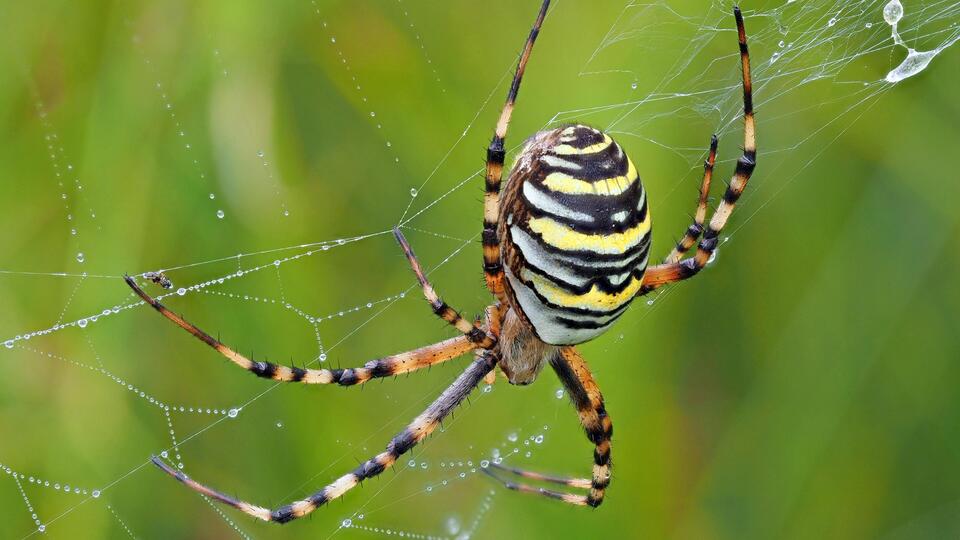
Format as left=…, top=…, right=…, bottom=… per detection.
left=535, top=435, right=544, bottom=444
left=227, top=408, right=239, bottom=418
left=630, top=82, right=638, bottom=90
left=555, top=388, right=564, bottom=399
left=446, top=516, right=462, bottom=535
left=827, top=17, right=837, bottom=27
left=507, top=432, right=518, bottom=442
left=216, top=209, right=225, bottom=219
left=884, top=0, right=903, bottom=25
left=209, top=193, right=215, bottom=200
left=77, top=319, right=88, bottom=328
left=865, top=22, right=873, bottom=29
left=37, top=525, right=46, bottom=533
left=482, top=385, right=492, bottom=393
left=480, top=460, right=490, bottom=468
left=275, top=421, right=284, bottom=428
left=176, top=288, right=187, bottom=296
left=76, top=252, right=85, bottom=263
left=341, top=518, right=352, bottom=528
left=4, top=340, right=14, bottom=349
left=257, top=150, right=264, bottom=158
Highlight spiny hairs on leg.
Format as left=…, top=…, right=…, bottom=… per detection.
left=151, top=353, right=498, bottom=523
left=124, top=276, right=476, bottom=385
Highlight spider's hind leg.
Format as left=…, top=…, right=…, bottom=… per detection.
left=481, top=464, right=592, bottom=506
left=152, top=353, right=499, bottom=523
left=482, top=346, right=612, bottom=507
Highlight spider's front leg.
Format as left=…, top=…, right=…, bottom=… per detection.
left=124, top=276, right=476, bottom=385
left=394, top=228, right=497, bottom=348
left=663, top=134, right=718, bottom=264
left=152, top=351, right=499, bottom=523
left=641, top=7, right=755, bottom=295
left=482, top=346, right=612, bottom=507
left=482, top=0, right=550, bottom=305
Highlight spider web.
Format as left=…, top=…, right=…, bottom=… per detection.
left=0, top=0, right=957, bottom=538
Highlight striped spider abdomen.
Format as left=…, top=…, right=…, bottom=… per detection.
left=500, top=124, right=650, bottom=346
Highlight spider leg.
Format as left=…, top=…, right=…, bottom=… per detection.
left=485, top=462, right=591, bottom=489
left=152, top=352, right=498, bottom=523
left=483, top=0, right=550, bottom=305
left=482, top=346, right=612, bottom=507
left=125, top=276, right=477, bottom=385
left=663, top=134, right=718, bottom=264
left=482, top=304, right=502, bottom=385
left=394, top=228, right=497, bottom=348
left=480, top=467, right=591, bottom=505
left=641, top=7, right=755, bottom=295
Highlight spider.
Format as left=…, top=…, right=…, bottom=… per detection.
left=125, top=0, right=755, bottom=523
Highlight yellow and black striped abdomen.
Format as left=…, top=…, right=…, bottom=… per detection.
left=500, top=125, right=650, bottom=345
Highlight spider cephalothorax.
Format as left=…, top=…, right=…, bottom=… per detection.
left=129, top=0, right=755, bottom=523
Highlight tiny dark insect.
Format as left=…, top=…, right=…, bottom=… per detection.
left=126, top=0, right=755, bottom=523
left=142, top=271, right=173, bottom=290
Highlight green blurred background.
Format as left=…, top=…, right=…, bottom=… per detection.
left=1, top=0, right=959, bottom=538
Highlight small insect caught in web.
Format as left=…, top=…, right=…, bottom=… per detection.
left=142, top=271, right=173, bottom=290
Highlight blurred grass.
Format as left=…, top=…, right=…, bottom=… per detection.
left=0, top=0, right=959, bottom=539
